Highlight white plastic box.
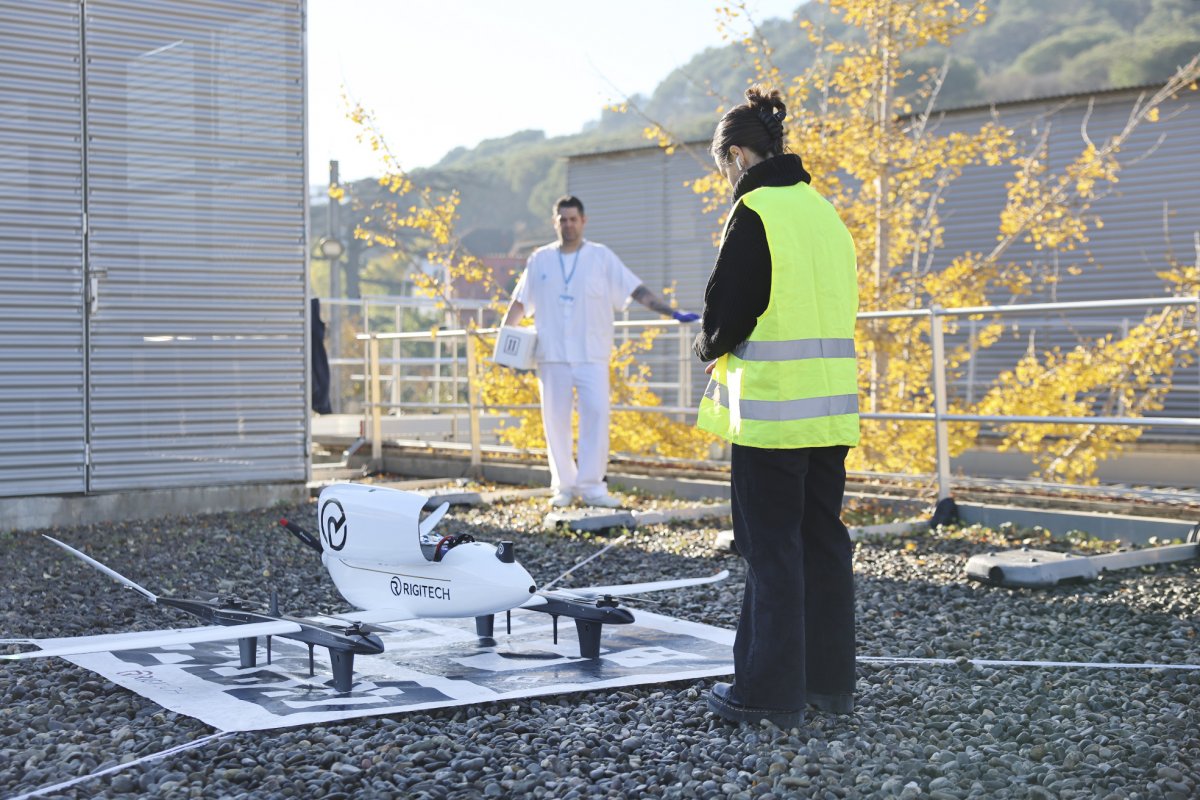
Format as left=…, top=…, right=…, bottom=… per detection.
left=491, top=326, right=538, bottom=370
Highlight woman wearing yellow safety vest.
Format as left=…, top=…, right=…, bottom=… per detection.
left=695, top=85, right=860, bottom=729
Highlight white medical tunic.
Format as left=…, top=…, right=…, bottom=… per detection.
left=511, top=240, right=643, bottom=364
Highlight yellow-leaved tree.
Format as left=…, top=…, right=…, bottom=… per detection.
left=644, top=0, right=1199, bottom=484
left=343, top=99, right=715, bottom=459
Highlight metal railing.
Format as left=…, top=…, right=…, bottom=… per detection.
left=318, top=295, right=496, bottom=415
left=858, top=296, right=1200, bottom=498
left=356, top=317, right=699, bottom=468
left=342, top=295, right=1200, bottom=499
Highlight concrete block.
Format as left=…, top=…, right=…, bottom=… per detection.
left=714, top=529, right=736, bottom=553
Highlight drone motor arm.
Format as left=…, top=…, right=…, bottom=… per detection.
left=279, top=518, right=323, bottom=554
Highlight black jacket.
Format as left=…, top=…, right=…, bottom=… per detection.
left=693, top=153, right=812, bottom=362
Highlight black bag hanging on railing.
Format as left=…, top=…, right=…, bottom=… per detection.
left=311, top=298, right=333, bottom=415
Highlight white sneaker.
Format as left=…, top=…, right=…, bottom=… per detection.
left=581, top=492, right=622, bottom=509
left=549, top=491, right=574, bottom=507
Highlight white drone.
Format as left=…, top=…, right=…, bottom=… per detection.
left=5, top=484, right=727, bottom=692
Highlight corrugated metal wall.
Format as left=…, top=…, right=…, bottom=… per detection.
left=930, top=91, right=1200, bottom=422
left=567, top=144, right=719, bottom=402
left=85, top=0, right=307, bottom=491
left=0, top=0, right=87, bottom=495
left=567, top=88, right=1200, bottom=427
left=0, top=0, right=307, bottom=498
left=569, top=145, right=718, bottom=315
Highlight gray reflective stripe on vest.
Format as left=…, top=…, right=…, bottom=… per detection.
left=732, top=338, right=856, bottom=361
left=704, top=380, right=858, bottom=421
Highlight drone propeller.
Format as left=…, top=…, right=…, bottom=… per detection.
left=608, top=594, right=664, bottom=608
left=340, top=621, right=392, bottom=637
left=43, top=535, right=157, bottom=603
left=418, top=502, right=451, bottom=538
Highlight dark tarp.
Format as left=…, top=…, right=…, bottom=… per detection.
left=311, top=298, right=332, bottom=414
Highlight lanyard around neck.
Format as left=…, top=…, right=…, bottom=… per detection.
left=558, top=242, right=584, bottom=288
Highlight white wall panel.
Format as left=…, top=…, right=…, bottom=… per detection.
left=0, top=0, right=87, bottom=496
left=84, top=0, right=307, bottom=490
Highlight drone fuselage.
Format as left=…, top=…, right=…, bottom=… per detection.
left=317, top=484, right=537, bottom=619
left=323, top=541, right=537, bottom=619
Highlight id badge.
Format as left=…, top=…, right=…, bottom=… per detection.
left=558, top=293, right=575, bottom=318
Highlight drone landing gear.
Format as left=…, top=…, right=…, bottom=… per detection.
left=238, top=636, right=258, bottom=668
left=236, top=634, right=274, bottom=668
left=479, top=598, right=638, bottom=659
left=574, top=619, right=603, bottom=659
left=329, top=649, right=356, bottom=693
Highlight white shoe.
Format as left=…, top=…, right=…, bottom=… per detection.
left=549, top=491, right=574, bottom=508
left=581, top=492, right=621, bottom=509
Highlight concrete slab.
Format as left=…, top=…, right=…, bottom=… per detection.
left=422, top=491, right=486, bottom=509
left=544, top=508, right=638, bottom=534
left=956, top=502, right=1199, bottom=545
left=479, top=487, right=554, bottom=503
left=633, top=504, right=731, bottom=526
left=712, top=519, right=927, bottom=554
left=545, top=503, right=733, bottom=535
left=0, top=482, right=308, bottom=534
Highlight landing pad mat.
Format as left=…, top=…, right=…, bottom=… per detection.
left=47, top=610, right=735, bottom=731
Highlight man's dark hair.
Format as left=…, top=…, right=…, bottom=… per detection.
left=553, top=195, right=585, bottom=216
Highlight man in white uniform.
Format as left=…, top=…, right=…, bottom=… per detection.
left=501, top=196, right=699, bottom=508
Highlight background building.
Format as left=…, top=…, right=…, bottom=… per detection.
left=0, top=0, right=308, bottom=527
left=567, top=85, right=1200, bottom=424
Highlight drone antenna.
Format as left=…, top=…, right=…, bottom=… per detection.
left=542, top=534, right=627, bottom=591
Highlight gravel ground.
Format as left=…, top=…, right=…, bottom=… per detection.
left=2, top=485, right=1198, bottom=799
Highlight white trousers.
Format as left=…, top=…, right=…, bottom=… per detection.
left=537, top=361, right=610, bottom=498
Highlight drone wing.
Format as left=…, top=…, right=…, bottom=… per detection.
left=2, top=620, right=303, bottom=661
left=546, top=570, right=730, bottom=601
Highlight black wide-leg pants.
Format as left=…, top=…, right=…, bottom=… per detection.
left=729, top=443, right=856, bottom=711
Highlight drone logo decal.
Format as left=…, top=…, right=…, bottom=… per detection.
left=320, top=498, right=348, bottom=551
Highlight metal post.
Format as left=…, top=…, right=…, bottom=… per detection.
left=929, top=307, right=952, bottom=500
left=464, top=329, right=483, bottom=476
left=450, top=307, right=460, bottom=441
left=677, top=322, right=690, bottom=420
left=327, top=161, right=342, bottom=411
left=369, top=336, right=383, bottom=470
left=391, top=305, right=401, bottom=409
left=434, top=334, right=442, bottom=411
left=966, top=318, right=977, bottom=406
left=1195, top=298, right=1200, bottom=415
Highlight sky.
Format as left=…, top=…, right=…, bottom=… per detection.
left=306, top=0, right=801, bottom=187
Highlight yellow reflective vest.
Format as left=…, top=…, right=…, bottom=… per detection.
left=696, top=182, right=860, bottom=448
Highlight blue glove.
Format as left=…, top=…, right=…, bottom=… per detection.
left=672, top=310, right=700, bottom=323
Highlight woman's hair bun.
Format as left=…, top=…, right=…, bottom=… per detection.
left=745, top=84, right=786, bottom=142
left=710, top=83, right=789, bottom=161
left=746, top=85, right=785, bottom=118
